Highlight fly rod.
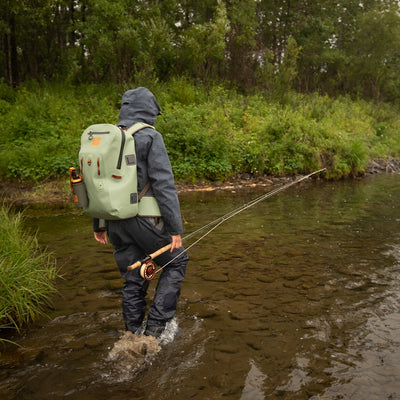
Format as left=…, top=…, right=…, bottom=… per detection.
left=128, top=168, right=326, bottom=279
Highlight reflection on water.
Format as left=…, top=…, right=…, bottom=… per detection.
left=1, top=174, right=400, bottom=399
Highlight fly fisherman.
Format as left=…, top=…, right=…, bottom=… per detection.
left=93, top=87, right=188, bottom=339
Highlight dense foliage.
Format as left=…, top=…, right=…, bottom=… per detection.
left=2, top=1, right=400, bottom=101
left=0, top=79, right=399, bottom=182
left=0, top=205, right=57, bottom=341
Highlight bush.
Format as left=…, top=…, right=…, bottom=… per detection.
left=0, top=83, right=120, bottom=180
left=159, top=101, right=234, bottom=180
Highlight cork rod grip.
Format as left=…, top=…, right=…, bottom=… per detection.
left=127, top=243, right=172, bottom=271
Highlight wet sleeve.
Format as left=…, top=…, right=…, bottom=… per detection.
left=146, top=132, right=183, bottom=235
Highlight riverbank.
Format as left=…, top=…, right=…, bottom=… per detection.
left=1, top=158, right=399, bottom=208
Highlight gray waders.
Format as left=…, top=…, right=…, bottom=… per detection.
left=107, top=216, right=188, bottom=333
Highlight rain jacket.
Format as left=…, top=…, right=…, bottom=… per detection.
left=94, top=87, right=183, bottom=236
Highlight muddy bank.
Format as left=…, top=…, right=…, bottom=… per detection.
left=365, top=156, right=400, bottom=175
left=0, top=180, right=72, bottom=208
left=1, top=157, right=399, bottom=207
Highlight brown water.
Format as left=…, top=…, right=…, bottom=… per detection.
left=1, top=174, right=400, bottom=399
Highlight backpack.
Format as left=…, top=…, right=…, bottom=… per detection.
left=77, top=122, right=161, bottom=220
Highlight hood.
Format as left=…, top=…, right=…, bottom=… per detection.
left=118, top=87, right=161, bottom=127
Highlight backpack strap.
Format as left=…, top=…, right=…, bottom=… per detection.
left=127, top=122, right=155, bottom=201
left=126, top=122, right=154, bottom=136
left=138, top=182, right=151, bottom=200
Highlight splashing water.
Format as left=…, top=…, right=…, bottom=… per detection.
left=105, top=332, right=160, bottom=382
left=108, top=332, right=160, bottom=364
left=107, top=319, right=180, bottom=368
left=159, top=318, right=180, bottom=345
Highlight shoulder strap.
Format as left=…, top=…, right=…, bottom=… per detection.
left=127, top=123, right=154, bottom=200
left=138, top=182, right=152, bottom=200
left=126, top=122, right=154, bottom=136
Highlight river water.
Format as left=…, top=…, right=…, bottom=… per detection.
left=1, top=173, right=400, bottom=399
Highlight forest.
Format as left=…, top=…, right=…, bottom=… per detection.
left=2, top=0, right=400, bottom=101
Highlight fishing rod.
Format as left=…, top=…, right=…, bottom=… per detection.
left=128, top=168, right=326, bottom=279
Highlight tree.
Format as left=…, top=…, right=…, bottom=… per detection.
left=178, top=1, right=229, bottom=81
left=1, top=0, right=400, bottom=102
left=225, top=0, right=257, bottom=87
left=346, top=6, right=400, bottom=101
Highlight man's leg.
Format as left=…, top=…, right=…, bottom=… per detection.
left=121, top=270, right=150, bottom=333
left=108, top=219, right=149, bottom=334
left=145, top=248, right=188, bottom=337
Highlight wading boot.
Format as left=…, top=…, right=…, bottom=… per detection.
left=144, top=325, right=165, bottom=339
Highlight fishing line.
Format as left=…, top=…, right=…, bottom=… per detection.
left=155, top=168, right=326, bottom=274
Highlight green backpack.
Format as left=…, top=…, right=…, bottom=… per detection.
left=78, top=122, right=161, bottom=220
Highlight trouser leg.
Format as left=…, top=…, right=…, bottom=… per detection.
left=147, top=248, right=188, bottom=328
left=108, top=219, right=149, bottom=333
left=121, top=271, right=150, bottom=332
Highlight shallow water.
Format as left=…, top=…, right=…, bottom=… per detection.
left=2, top=174, right=400, bottom=399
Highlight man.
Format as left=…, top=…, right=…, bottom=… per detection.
left=93, top=87, right=188, bottom=339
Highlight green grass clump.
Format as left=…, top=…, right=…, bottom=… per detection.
left=0, top=205, right=57, bottom=342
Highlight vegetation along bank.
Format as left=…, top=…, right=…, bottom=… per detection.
left=1, top=80, right=400, bottom=190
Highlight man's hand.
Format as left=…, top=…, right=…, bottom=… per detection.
left=170, top=234, right=182, bottom=252
left=94, top=231, right=108, bottom=245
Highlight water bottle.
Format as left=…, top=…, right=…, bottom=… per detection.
left=69, top=167, right=89, bottom=208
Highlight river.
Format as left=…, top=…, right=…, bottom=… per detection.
left=1, top=173, right=400, bottom=399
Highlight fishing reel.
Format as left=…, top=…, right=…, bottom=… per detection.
left=138, top=260, right=158, bottom=281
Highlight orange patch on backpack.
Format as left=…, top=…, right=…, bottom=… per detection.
left=91, top=137, right=102, bottom=146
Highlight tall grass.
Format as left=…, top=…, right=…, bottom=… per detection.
left=0, top=205, right=57, bottom=342
left=0, top=79, right=400, bottom=181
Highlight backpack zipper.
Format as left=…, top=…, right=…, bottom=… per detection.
left=88, top=130, right=110, bottom=140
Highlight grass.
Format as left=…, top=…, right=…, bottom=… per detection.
left=0, top=204, right=58, bottom=343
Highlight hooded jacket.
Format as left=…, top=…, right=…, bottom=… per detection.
left=94, top=87, right=183, bottom=236
left=120, top=87, right=183, bottom=235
